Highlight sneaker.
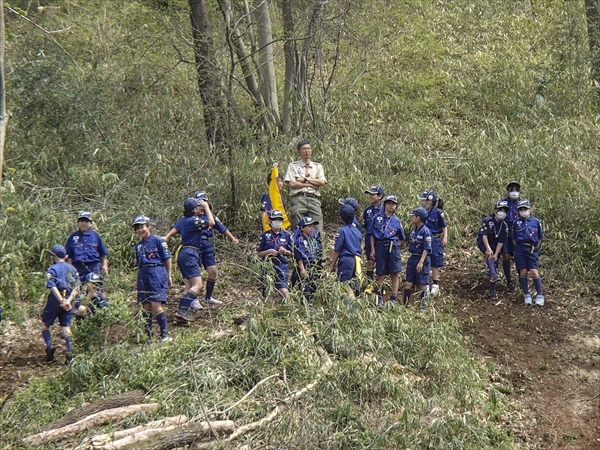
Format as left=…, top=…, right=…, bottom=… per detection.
left=159, top=335, right=173, bottom=343
left=524, top=294, right=532, bottom=306
left=389, top=299, right=398, bottom=308
left=490, top=272, right=500, bottom=283
left=430, top=284, right=440, bottom=296
left=45, top=346, right=56, bottom=362
left=65, top=351, right=74, bottom=363
left=174, top=310, right=195, bottom=322
left=490, top=290, right=498, bottom=300
left=376, top=295, right=384, bottom=308
left=535, top=294, right=545, bottom=307
left=203, top=297, right=223, bottom=306
left=190, top=300, right=203, bottom=310
left=507, top=282, right=516, bottom=291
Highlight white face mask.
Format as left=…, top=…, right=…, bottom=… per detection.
left=271, top=220, right=283, bottom=229
left=509, top=191, right=519, bottom=200
left=496, top=211, right=507, bottom=220
left=519, top=210, right=530, bottom=219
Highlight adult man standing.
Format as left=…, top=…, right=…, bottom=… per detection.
left=284, top=140, right=327, bottom=232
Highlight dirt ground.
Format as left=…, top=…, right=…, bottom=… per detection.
left=1, top=254, right=599, bottom=449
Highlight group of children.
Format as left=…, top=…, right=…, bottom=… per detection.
left=257, top=184, right=449, bottom=309
left=40, top=179, right=545, bottom=363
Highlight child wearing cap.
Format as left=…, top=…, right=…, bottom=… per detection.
left=257, top=209, right=294, bottom=304
left=512, top=200, right=545, bottom=306
left=329, top=205, right=363, bottom=299
left=260, top=173, right=286, bottom=231
left=65, top=211, right=109, bottom=281
left=363, top=185, right=385, bottom=283
left=368, top=194, right=406, bottom=307
left=403, top=208, right=432, bottom=309
left=338, top=197, right=362, bottom=229
left=291, top=216, right=323, bottom=303
left=192, top=190, right=239, bottom=306
left=163, top=198, right=216, bottom=322
left=418, top=190, right=447, bottom=295
left=74, top=273, right=108, bottom=321
left=42, top=244, right=80, bottom=362
left=477, top=201, right=510, bottom=300
left=133, top=215, right=173, bottom=342
left=501, top=181, right=522, bottom=291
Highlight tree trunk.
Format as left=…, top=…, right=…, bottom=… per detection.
left=253, top=0, right=280, bottom=128
left=281, top=0, right=296, bottom=135
left=189, top=0, right=225, bottom=147
left=585, top=0, right=600, bottom=89
left=0, top=0, right=8, bottom=185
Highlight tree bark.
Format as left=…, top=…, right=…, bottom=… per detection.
left=0, top=0, right=8, bottom=185
left=585, top=0, right=600, bottom=88
left=281, top=0, right=296, bottom=134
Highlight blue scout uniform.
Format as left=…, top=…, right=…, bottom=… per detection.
left=512, top=215, right=544, bottom=271
left=65, top=229, right=108, bottom=280
left=135, top=233, right=172, bottom=303
left=363, top=203, right=384, bottom=260
left=333, top=223, right=362, bottom=282
left=405, top=224, right=432, bottom=285
left=424, top=207, right=446, bottom=268
left=42, top=261, right=80, bottom=327
left=173, top=215, right=212, bottom=279
left=368, top=212, right=406, bottom=276
left=500, top=196, right=520, bottom=253
left=257, top=229, right=293, bottom=289
left=196, top=214, right=229, bottom=269
left=477, top=215, right=509, bottom=255
left=291, top=227, right=323, bottom=299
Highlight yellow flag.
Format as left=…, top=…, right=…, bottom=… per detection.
left=263, top=164, right=291, bottom=231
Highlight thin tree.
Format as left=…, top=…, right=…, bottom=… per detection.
left=0, top=0, right=7, bottom=185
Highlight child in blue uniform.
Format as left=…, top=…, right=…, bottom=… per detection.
left=193, top=190, right=239, bottom=306
left=363, top=185, right=385, bottom=283
left=134, top=215, right=173, bottom=342
left=260, top=173, right=286, bottom=231
left=74, top=272, right=108, bottom=320
left=65, top=211, right=109, bottom=281
left=291, top=216, right=322, bottom=303
left=403, top=208, right=432, bottom=309
left=42, top=244, right=80, bottom=362
left=501, top=181, right=521, bottom=290
left=163, top=198, right=216, bottom=321
left=368, top=194, right=406, bottom=307
left=329, top=205, right=363, bottom=298
left=338, top=197, right=362, bottom=229
left=512, top=200, right=545, bottom=306
left=418, top=190, right=447, bottom=295
left=477, top=200, right=509, bottom=300
left=257, top=209, right=293, bottom=304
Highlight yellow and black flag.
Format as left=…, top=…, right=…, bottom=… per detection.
left=262, top=164, right=290, bottom=231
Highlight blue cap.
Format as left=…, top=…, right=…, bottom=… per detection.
left=495, top=200, right=509, bottom=210
left=507, top=180, right=521, bottom=191
left=84, top=273, right=103, bottom=284
left=383, top=194, right=398, bottom=204
left=365, top=185, right=384, bottom=196
left=409, top=207, right=428, bottom=221
left=78, top=211, right=93, bottom=221
left=268, top=209, right=284, bottom=220
left=297, top=216, right=319, bottom=227
left=194, top=190, right=208, bottom=201
left=517, top=199, right=531, bottom=209
left=132, top=214, right=151, bottom=226
left=184, top=197, right=199, bottom=211
left=51, top=244, right=67, bottom=258
left=338, top=197, right=359, bottom=211
left=339, top=204, right=355, bottom=219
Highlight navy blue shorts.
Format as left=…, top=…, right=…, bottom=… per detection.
left=405, top=255, right=430, bottom=285
left=337, top=255, right=358, bottom=282
left=42, top=295, right=74, bottom=327
left=137, top=266, right=168, bottom=303
left=477, top=242, right=502, bottom=255
left=430, top=237, right=444, bottom=267
left=514, top=247, right=539, bottom=271
left=262, top=261, right=289, bottom=290
left=364, top=236, right=374, bottom=261
left=177, top=246, right=202, bottom=279
left=375, top=241, right=402, bottom=276
left=199, top=239, right=217, bottom=269
left=505, top=239, right=515, bottom=255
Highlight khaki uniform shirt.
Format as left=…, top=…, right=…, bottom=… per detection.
left=284, top=160, right=326, bottom=197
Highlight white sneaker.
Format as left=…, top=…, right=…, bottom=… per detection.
left=535, top=295, right=545, bottom=307
left=524, top=294, right=532, bottom=306
left=190, top=300, right=203, bottom=310
left=203, top=297, right=223, bottom=306
left=430, top=284, right=440, bottom=296
left=159, top=335, right=173, bottom=343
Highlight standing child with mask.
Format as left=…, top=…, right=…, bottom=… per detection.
left=291, top=216, right=322, bottom=303
left=257, top=210, right=293, bottom=304
left=418, top=190, right=447, bottom=295
left=65, top=211, right=109, bottom=281
left=403, top=208, right=432, bottom=309
left=477, top=201, right=510, bottom=300
left=512, top=200, right=545, bottom=306
left=501, top=181, right=522, bottom=291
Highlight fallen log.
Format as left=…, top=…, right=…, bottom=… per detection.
left=24, top=403, right=158, bottom=446
left=87, top=415, right=189, bottom=447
